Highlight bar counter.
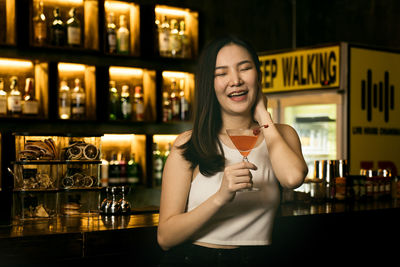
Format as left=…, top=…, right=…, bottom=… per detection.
left=1, top=199, right=399, bottom=266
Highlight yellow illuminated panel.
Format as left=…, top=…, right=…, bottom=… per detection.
left=162, top=71, right=189, bottom=79
left=109, top=67, right=143, bottom=77
left=153, top=135, right=177, bottom=144
left=102, top=134, right=136, bottom=142
left=39, top=0, right=83, bottom=5
left=0, top=58, right=33, bottom=69
left=58, top=63, right=86, bottom=72
left=105, top=1, right=131, bottom=11
left=155, top=6, right=190, bottom=16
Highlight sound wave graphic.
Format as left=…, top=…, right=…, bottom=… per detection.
left=361, top=70, right=395, bottom=122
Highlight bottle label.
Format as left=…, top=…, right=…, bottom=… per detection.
left=72, top=106, right=85, bottom=115
left=159, top=31, right=169, bottom=53
left=170, top=34, right=181, bottom=55
left=172, top=99, right=180, bottom=117
left=34, top=22, right=47, bottom=43
left=108, top=32, right=117, bottom=52
left=22, top=100, right=39, bottom=115
left=135, top=102, right=144, bottom=120
left=118, top=33, right=129, bottom=52
left=8, top=95, right=22, bottom=112
left=53, top=29, right=64, bottom=45
left=68, top=27, right=81, bottom=45
left=122, top=101, right=132, bottom=117
left=0, top=97, right=7, bottom=114
left=154, top=157, right=163, bottom=171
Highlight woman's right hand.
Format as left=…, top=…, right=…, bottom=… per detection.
left=214, top=161, right=258, bottom=205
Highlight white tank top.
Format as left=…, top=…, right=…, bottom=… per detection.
left=187, top=138, right=280, bottom=246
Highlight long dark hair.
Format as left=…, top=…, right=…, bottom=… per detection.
left=180, top=35, right=261, bottom=177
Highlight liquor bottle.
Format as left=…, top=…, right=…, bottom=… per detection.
left=108, top=153, right=120, bottom=186
left=71, top=78, right=86, bottom=119
left=169, top=19, right=181, bottom=57
left=7, top=76, right=22, bottom=115
left=170, top=79, right=180, bottom=120
left=51, top=7, right=65, bottom=46
left=106, top=12, right=117, bottom=53
left=59, top=80, right=71, bottom=119
left=66, top=8, right=81, bottom=47
left=158, top=15, right=170, bottom=57
left=22, top=78, right=39, bottom=116
left=179, top=20, right=191, bottom=58
left=33, top=0, right=47, bottom=45
left=120, top=84, right=132, bottom=120
left=179, top=79, right=189, bottom=121
left=133, top=85, right=144, bottom=121
left=101, top=156, right=109, bottom=187
left=109, top=81, right=120, bottom=120
left=127, top=153, right=140, bottom=186
left=162, top=91, right=172, bottom=122
left=0, top=78, right=7, bottom=115
left=117, top=15, right=129, bottom=54
left=119, top=154, right=127, bottom=186
left=153, top=143, right=163, bottom=187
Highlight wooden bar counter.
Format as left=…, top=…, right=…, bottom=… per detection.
left=1, top=199, right=399, bottom=266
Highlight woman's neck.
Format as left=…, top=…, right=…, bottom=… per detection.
left=220, top=115, right=256, bottom=135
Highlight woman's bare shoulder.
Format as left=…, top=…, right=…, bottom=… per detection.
left=173, top=130, right=193, bottom=147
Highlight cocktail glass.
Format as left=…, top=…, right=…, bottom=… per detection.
left=226, top=128, right=261, bottom=192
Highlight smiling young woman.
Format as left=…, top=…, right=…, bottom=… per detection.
left=157, top=35, right=308, bottom=267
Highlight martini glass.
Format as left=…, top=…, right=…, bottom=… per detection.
left=226, top=128, right=261, bottom=192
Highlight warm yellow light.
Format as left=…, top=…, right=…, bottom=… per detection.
left=43, top=0, right=83, bottom=5
left=153, top=135, right=177, bottom=144
left=102, top=134, right=136, bottom=142
left=105, top=1, right=132, bottom=11
left=0, top=59, right=33, bottom=68
left=162, top=71, right=188, bottom=79
left=58, top=63, right=86, bottom=72
left=155, top=6, right=188, bottom=17
left=109, top=67, right=143, bottom=77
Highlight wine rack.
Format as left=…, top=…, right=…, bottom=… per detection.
left=12, top=133, right=102, bottom=220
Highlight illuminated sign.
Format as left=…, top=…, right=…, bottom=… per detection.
left=259, top=45, right=341, bottom=93
left=350, top=47, right=400, bottom=176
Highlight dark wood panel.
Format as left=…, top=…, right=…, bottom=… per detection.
left=0, top=233, right=83, bottom=265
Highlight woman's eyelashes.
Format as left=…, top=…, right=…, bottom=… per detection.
left=215, top=72, right=226, bottom=77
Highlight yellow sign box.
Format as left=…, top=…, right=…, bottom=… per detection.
left=259, top=45, right=341, bottom=93
left=349, top=47, right=400, bottom=176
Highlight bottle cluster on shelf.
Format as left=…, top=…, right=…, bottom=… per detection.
left=27, top=1, right=200, bottom=58
left=33, top=1, right=83, bottom=48
left=156, top=14, right=191, bottom=58
left=0, top=76, right=39, bottom=117
left=283, top=159, right=400, bottom=203
left=105, top=12, right=130, bottom=55
left=101, top=152, right=142, bottom=188
left=59, top=78, right=86, bottom=120
left=162, top=76, right=191, bottom=122
left=109, top=81, right=144, bottom=121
